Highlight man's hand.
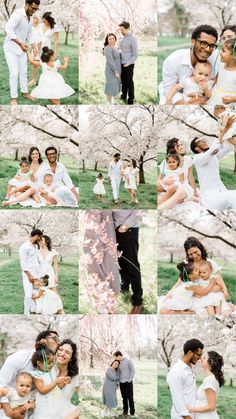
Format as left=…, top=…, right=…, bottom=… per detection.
left=222, top=95, right=236, bottom=105
left=8, top=406, right=25, bottom=419
left=123, top=64, right=129, bottom=67
left=118, top=224, right=129, bottom=233
left=20, top=42, right=29, bottom=53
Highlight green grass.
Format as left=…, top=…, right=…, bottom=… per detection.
left=0, top=156, right=78, bottom=209
left=0, top=254, right=78, bottom=314
left=157, top=152, right=236, bottom=190
left=79, top=37, right=157, bottom=104
left=79, top=167, right=157, bottom=209
left=158, top=371, right=236, bottom=418
left=158, top=260, right=236, bottom=304
left=80, top=360, right=157, bottom=419
left=0, top=32, right=78, bottom=105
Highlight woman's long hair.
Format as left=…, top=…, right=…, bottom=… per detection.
left=42, top=12, right=56, bottom=29
left=208, top=351, right=225, bottom=387
left=57, top=339, right=78, bottom=378
left=28, top=147, right=43, bottom=164
left=103, top=33, right=117, bottom=49
left=184, top=237, right=208, bottom=261
left=42, top=235, right=52, bottom=251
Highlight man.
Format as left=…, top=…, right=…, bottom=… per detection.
left=112, top=210, right=143, bottom=314
left=113, top=350, right=135, bottom=417
left=167, top=339, right=204, bottom=419
left=108, top=153, right=123, bottom=204
left=4, top=0, right=40, bottom=105
left=0, top=330, right=60, bottom=419
left=39, top=146, right=79, bottom=207
left=119, top=21, right=138, bottom=105
left=159, top=25, right=219, bottom=105
left=190, top=137, right=236, bottom=209
left=19, top=228, right=42, bottom=315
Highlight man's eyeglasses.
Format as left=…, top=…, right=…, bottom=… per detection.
left=193, top=350, right=202, bottom=358
left=196, top=39, right=218, bottom=51
left=47, top=335, right=60, bottom=343
left=46, top=152, right=57, bottom=157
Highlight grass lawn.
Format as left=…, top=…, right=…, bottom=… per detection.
left=0, top=32, right=78, bottom=105
left=79, top=37, right=157, bottom=105
left=80, top=360, right=157, bottom=419
left=0, top=156, right=79, bottom=209
left=158, top=260, right=236, bottom=305
left=158, top=371, right=236, bottom=418
left=157, top=152, right=236, bottom=190
left=79, top=167, right=157, bottom=209
left=0, top=254, right=78, bottom=314
left=157, top=37, right=189, bottom=85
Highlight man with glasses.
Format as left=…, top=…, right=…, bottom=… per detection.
left=190, top=135, right=236, bottom=210
left=167, top=338, right=204, bottom=419
left=38, top=146, right=79, bottom=207
left=0, top=330, right=60, bottom=419
left=4, top=0, right=40, bottom=105
left=159, top=24, right=219, bottom=105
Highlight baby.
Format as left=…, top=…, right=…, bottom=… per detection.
left=214, top=105, right=236, bottom=149
left=1, top=372, right=35, bottom=419
left=38, top=173, right=57, bottom=205
left=166, top=61, right=213, bottom=104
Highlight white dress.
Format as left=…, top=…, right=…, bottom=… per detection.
left=8, top=169, right=34, bottom=189
left=181, top=77, right=212, bottom=102
left=32, top=368, right=62, bottom=419
left=55, top=375, right=79, bottom=418
left=163, top=281, right=195, bottom=311
left=124, top=167, right=139, bottom=190
left=38, top=23, right=60, bottom=49
left=0, top=388, right=35, bottom=419
left=209, top=61, right=236, bottom=106
left=38, top=249, right=58, bottom=287
left=159, top=160, right=194, bottom=199
left=196, top=279, right=224, bottom=309
left=31, top=60, right=75, bottom=99
left=196, top=374, right=220, bottom=418
left=93, top=179, right=106, bottom=195
left=40, top=286, right=64, bottom=314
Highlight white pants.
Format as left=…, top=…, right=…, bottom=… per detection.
left=201, top=190, right=236, bottom=210
left=4, top=49, right=28, bottom=98
left=111, top=177, right=121, bottom=200
left=23, top=275, right=33, bottom=315
left=55, top=186, right=78, bottom=207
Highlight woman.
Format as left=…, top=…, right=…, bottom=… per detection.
left=28, top=147, right=46, bottom=184
left=38, top=235, right=59, bottom=288
left=103, top=33, right=121, bottom=104
left=29, top=12, right=59, bottom=87
left=83, top=210, right=120, bottom=313
left=188, top=351, right=224, bottom=418
left=158, top=138, right=199, bottom=210
left=159, top=237, right=230, bottom=315
left=124, top=159, right=139, bottom=204
left=55, top=339, right=79, bottom=419
left=101, top=360, right=120, bottom=417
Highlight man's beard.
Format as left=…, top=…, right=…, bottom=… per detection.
left=192, top=45, right=208, bottom=63
left=202, top=147, right=210, bottom=153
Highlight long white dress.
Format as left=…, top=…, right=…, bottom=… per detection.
left=38, top=249, right=58, bottom=287
left=55, top=375, right=79, bottom=418
left=196, top=374, right=220, bottom=418
left=38, top=23, right=60, bottom=49
left=124, top=167, right=139, bottom=190
left=32, top=368, right=62, bottom=419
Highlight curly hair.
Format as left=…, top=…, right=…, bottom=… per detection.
left=32, top=343, right=54, bottom=369
left=177, top=261, right=195, bottom=282
left=184, top=237, right=208, bottom=261
left=57, top=339, right=78, bottom=378
left=208, top=351, right=225, bottom=387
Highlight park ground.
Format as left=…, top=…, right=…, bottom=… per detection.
left=158, top=260, right=236, bottom=305
left=0, top=156, right=78, bottom=209
left=79, top=166, right=157, bottom=209
left=80, top=360, right=157, bottom=419
left=158, top=370, right=236, bottom=418
left=0, top=252, right=78, bottom=314
left=79, top=36, right=157, bottom=105
left=157, top=152, right=236, bottom=191
left=0, top=32, right=78, bottom=105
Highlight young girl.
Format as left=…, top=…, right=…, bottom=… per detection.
left=214, top=105, right=236, bottom=149
left=2, top=157, right=40, bottom=207
left=210, top=38, right=236, bottom=106
left=166, top=61, right=213, bottom=104
left=197, top=261, right=229, bottom=316
left=158, top=153, right=196, bottom=209
left=28, top=16, right=41, bottom=87
left=28, top=47, right=75, bottom=105
left=38, top=173, right=57, bottom=205
left=93, top=173, right=106, bottom=201
left=31, top=343, right=68, bottom=419
left=0, top=373, right=35, bottom=419
left=32, top=275, right=64, bottom=315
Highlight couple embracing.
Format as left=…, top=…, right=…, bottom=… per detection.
left=168, top=339, right=224, bottom=419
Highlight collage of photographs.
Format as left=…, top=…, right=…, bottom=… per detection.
left=0, top=0, right=235, bottom=418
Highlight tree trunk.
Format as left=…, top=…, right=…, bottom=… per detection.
left=94, top=161, right=98, bottom=171
left=234, top=152, right=236, bottom=173
left=170, top=252, right=173, bottom=263
left=14, top=149, right=19, bottom=161
left=64, top=26, right=70, bottom=45
left=139, top=156, right=145, bottom=184
left=230, top=378, right=233, bottom=387
left=82, top=159, right=85, bottom=172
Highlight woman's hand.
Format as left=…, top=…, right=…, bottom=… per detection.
left=115, top=72, right=120, bottom=78
left=222, top=95, right=236, bottom=105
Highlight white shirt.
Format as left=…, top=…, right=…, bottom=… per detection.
left=38, top=162, right=74, bottom=190
left=0, top=349, right=34, bottom=403
left=108, top=160, right=123, bottom=179
left=19, top=240, right=40, bottom=276
left=193, top=141, right=233, bottom=193
left=159, top=48, right=218, bottom=104
left=167, top=359, right=196, bottom=419
left=4, top=8, right=33, bottom=56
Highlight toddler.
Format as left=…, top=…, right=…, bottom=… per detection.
left=93, top=173, right=106, bottom=201
left=38, top=173, right=57, bottom=205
